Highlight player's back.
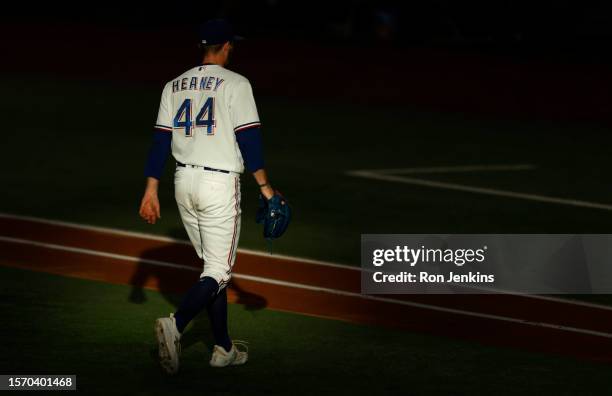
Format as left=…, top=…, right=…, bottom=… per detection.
left=155, top=65, right=260, bottom=173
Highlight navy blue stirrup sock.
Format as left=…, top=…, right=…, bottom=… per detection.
left=207, top=287, right=232, bottom=352
left=174, top=276, right=219, bottom=333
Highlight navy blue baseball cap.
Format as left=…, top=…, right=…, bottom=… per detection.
left=198, top=19, right=243, bottom=46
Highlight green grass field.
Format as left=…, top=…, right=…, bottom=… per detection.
left=1, top=265, right=610, bottom=395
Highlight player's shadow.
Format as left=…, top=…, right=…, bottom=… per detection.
left=127, top=227, right=267, bottom=357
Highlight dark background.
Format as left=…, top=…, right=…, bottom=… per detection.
left=4, top=0, right=612, bottom=123
left=6, top=1, right=612, bottom=57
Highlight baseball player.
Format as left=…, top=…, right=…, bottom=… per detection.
left=138, top=19, right=283, bottom=374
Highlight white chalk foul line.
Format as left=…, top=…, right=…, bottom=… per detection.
left=347, top=170, right=612, bottom=212
left=2, top=235, right=612, bottom=340
left=367, top=164, right=536, bottom=174
left=0, top=212, right=355, bottom=271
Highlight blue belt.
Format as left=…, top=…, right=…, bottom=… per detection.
left=176, top=162, right=230, bottom=174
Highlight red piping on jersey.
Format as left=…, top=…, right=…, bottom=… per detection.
left=154, top=125, right=173, bottom=132
left=234, top=122, right=261, bottom=133
left=227, top=177, right=239, bottom=272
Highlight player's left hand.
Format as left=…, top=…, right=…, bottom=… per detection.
left=139, top=191, right=161, bottom=224
left=256, top=191, right=291, bottom=240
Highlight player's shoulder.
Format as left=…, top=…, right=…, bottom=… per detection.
left=216, top=67, right=251, bottom=86
left=158, top=66, right=201, bottom=95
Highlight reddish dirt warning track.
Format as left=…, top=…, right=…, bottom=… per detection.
left=2, top=213, right=612, bottom=362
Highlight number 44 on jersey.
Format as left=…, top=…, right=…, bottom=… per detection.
left=173, top=98, right=216, bottom=136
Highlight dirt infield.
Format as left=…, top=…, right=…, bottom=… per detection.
left=2, top=213, right=612, bottom=362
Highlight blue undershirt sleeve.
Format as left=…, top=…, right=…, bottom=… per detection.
left=236, top=126, right=265, bottom=173
left=144, top=129, right=172, bottom=180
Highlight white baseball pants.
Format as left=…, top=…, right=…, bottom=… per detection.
left=174, top=166, right=241, bottom=290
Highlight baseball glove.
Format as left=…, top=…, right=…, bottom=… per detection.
left=256, top=192, right=292, bottom=240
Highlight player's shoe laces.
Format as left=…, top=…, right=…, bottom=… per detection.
left=155, top=313, right=181, bottom=375
left=209, top=341, right=248, bottom=367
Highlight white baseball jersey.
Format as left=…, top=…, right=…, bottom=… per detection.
left=155, top=64, right=260, bottom=173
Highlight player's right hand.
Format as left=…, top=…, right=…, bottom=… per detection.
left=139, top=191, right=161, bottom=224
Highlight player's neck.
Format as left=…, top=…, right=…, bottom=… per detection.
left=202, top=56, right=225, bottom=66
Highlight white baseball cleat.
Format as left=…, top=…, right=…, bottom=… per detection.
left=209, top=341, right=248, bottom=367
left=155, top=314, right=181, bottom=375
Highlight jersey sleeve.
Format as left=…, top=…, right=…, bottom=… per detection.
left=229, top=79, right=261, bottom=133
left=154, top=82, right=173, bottom=132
